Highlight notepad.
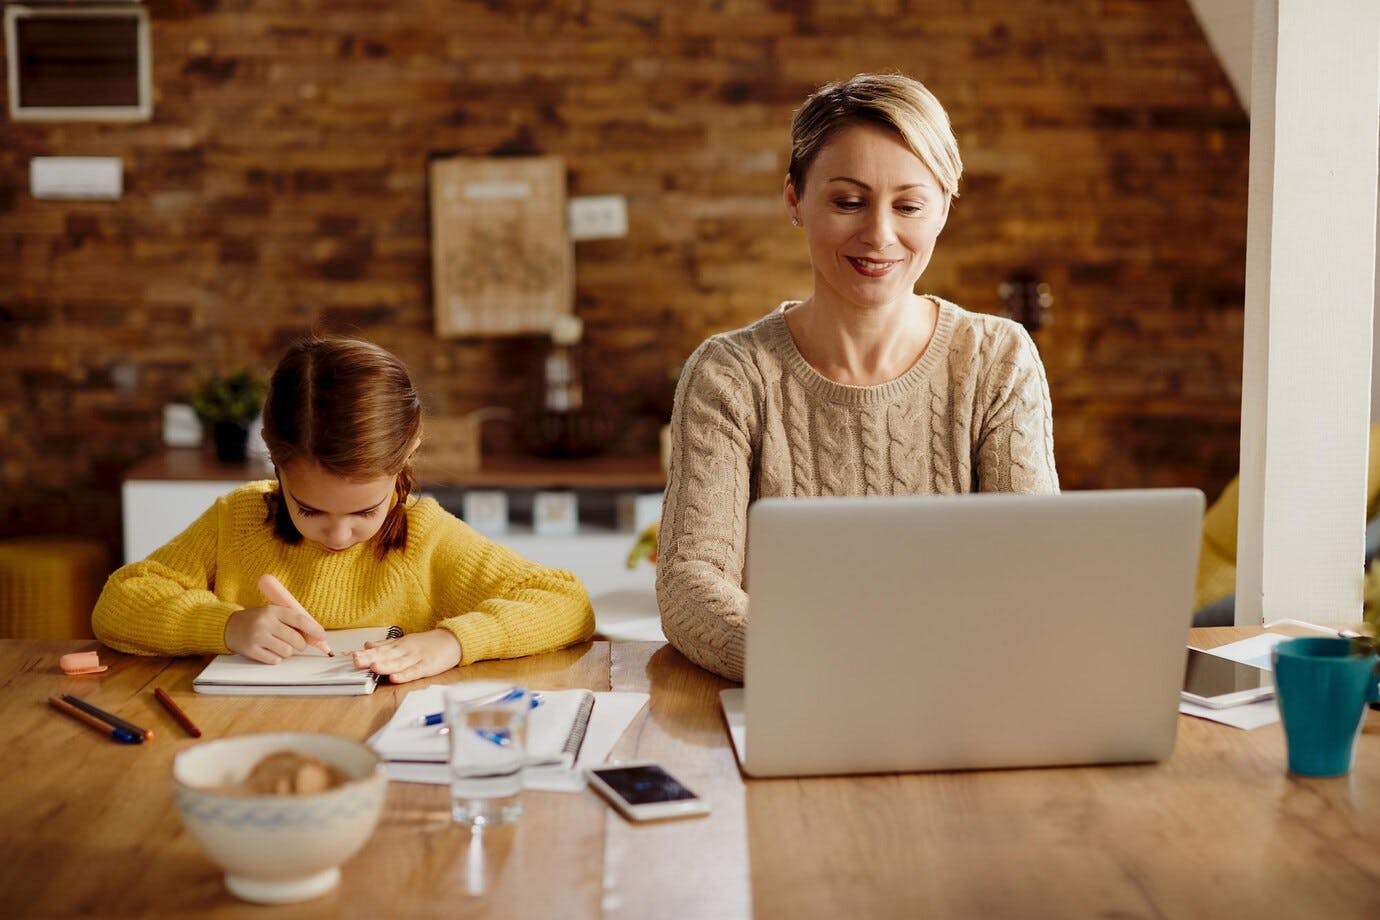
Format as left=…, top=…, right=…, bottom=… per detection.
left=368, top=685, right=650, bottom=792
left=192, top=626, right=402, bottom=696
left=369, top=682, right=594, bottom=769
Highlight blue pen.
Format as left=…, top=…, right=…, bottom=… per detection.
left=474, top=728, right=512, bottom=747
left=425, top=689, right=541, bottom=732
left=49, top=696, right=142, bottom=744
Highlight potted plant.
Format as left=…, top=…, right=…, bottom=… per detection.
left=626, top=521, right=659, bottom=570
left=190, top=369, right=266, bottom=463
left=1271, top=567, right=1380, bottom=777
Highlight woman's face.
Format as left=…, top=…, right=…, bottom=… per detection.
left=785, top=122, right=949, bottom=313
left=277, top=460, right=396, bottom=552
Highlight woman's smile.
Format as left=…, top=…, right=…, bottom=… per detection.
left=846, top=256, right=901, bottom=278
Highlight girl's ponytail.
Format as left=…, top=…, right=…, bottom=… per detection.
left=374, top=462, right=416, bottom=557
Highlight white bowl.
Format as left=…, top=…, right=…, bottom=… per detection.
left=172, top=732, right=387, bottom=904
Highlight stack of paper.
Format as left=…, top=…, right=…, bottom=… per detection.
left=368, top=682, right=648, bottom=792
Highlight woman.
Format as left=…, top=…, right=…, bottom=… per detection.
left=657, top=73, right=1059, bottom=681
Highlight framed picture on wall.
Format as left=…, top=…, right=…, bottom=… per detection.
left=429, top=155, right=573, bottom=337
left=4, top=4, right=152, bottom=122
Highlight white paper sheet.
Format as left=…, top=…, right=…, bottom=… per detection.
left=595, top=616, right=666, bottom=643
left=592, top=588, right=666, bottom=642
left=1179, top=697, right=1281, bottom=730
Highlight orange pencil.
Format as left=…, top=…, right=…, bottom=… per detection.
left=154, top=687, right=202, bottom=738
left=61, top=694, right=152, bottom=741
left=48, top=697, right=142, bottom=744
left=258, top=573, right=334, bottom=657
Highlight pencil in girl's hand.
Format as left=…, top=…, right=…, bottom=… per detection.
left=48, top=697, right=141, bottom=744
left=153, top=687, right=202, bottom=738
left=61, top=694, right=152, bottom=741
left=258, top=573, right=334, bottom=656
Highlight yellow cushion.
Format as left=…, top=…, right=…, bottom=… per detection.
left=1194, top=424, right=1380, bottom=609
left=0, top=537, right=109, bottom=639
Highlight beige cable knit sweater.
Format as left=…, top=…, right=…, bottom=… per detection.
left=656, top=297, right=1059, bottom=681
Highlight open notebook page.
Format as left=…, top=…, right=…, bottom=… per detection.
left=193, top=625, right=400, bottom=695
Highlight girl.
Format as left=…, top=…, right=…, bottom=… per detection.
left=94, top=336, right=595, bottom=683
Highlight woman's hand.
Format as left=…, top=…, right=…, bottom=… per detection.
left=225, top=605, right=329, bottom=664
left=351, top=629, right=462, bottom=684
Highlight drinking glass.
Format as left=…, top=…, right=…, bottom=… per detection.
left=445, top=686, right=529, bottom=826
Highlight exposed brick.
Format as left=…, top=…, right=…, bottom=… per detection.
left=0, top=0, right=1251, bottom=558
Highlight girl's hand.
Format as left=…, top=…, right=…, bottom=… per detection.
left=352, top=629, right=462, bottom=684
left=225, top=605, right=330, bottom=664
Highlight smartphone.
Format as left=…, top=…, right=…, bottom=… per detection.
left=1181, top=647, right=1275, bottom=708
left=585, top=762, right=710, bottom=822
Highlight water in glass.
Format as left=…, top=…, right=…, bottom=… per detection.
left=446, top=686, right=529, bottom=826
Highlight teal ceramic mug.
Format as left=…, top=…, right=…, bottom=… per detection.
left=1272, top=637, right=1377, bottom=777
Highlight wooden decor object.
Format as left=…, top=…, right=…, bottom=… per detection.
left=429, top=155, right=572, bottom=337
left=412, top=414, right=482, bottom=481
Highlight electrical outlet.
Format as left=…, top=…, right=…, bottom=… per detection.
left=568, top=195, right=628, bottom=241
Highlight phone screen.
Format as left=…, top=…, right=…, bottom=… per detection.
left=591, top=765, right=699, bottom=805
left=1182, top=648, right=1273, bottom=698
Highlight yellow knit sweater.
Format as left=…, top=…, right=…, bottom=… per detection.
left=93, top=482, right=595, bottom=663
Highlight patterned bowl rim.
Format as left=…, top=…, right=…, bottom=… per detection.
left=173, top=731, right=386, bottom=804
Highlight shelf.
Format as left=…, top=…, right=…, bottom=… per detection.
left=126, top=449, right=666, bottom=491
left=476, top=525, right=635, bottom=539
left=440, top=454, right=665, bottom=490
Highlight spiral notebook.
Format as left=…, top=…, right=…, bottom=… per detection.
left=192, top=626, right=403, bottom=696
left=369, top=682, right=595, bottom=769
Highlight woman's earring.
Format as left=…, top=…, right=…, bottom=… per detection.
left=790, top=216, right=801, bottom=227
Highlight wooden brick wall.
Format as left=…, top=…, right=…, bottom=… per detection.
left=0, top=0, right=1249, bottom=558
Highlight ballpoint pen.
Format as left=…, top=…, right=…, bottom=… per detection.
left=424, top=688, right=541, bottom=732
left=61, top=694, right=152, bottom=741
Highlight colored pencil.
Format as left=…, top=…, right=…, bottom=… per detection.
left=258, top=574, right=334, bottom=656
left=48, top=697, right=141, bottom=744
left=153, top=688, right=202, bottom=738
left=61, top=694, right=153, bottom=741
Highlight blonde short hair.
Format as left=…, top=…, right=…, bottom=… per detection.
left=788, top=73, right=962, bottom=201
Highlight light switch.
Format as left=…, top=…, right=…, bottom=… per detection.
left=30, top=157, right=123, bottom=200
left=568, top=195, right=628, bottom=241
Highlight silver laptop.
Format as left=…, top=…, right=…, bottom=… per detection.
left=721, top=489, right=1204, bottom=777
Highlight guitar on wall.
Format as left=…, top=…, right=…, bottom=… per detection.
left=997, top=270, right=1054, bottom=334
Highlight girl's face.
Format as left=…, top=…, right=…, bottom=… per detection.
left=277, top=460, right=396, bottom=552
left=785, top=122, right=949, bottom=313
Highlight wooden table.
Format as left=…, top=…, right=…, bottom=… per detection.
left=1, top=630, right=1377, bottom=918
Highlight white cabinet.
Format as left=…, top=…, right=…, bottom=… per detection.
left=122, top=480, right=244, bottom=564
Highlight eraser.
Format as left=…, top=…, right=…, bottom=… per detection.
left=60, top=650, right=108, bottom=675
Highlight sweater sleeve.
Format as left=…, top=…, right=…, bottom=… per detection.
left=656, top=339, right=755, bottom=682
left=91, top=498, right=240, bottom=656
left=424, top=508, right=595, bottom=664
left=975, top=324, right=1060, bottom=494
